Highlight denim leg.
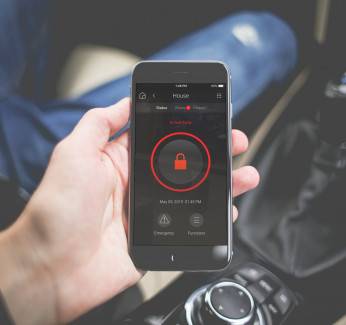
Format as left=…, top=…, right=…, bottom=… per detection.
left=0, top=0, right=51, bottom=100
left=79, top=12, right=297, bottom=116
left=0, top=11, right=297, bottom=193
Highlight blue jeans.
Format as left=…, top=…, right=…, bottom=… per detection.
left=0, top=1, right=297, bottom=194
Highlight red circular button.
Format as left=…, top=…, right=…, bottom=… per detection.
left=150, top=132, right=211, bottom=192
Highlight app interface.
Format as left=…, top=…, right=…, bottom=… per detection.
left=133, top=83, right=228, bottom=246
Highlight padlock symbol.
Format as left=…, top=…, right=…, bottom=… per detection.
left=174, top=153, right=187, bottom=170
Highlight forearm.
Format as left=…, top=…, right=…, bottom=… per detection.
left=0, top=217, right=58, bottom=325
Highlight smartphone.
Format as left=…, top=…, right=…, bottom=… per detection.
left=129, top=61, right=231, bottom=271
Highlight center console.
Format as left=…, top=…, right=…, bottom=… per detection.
left=118, top=244, right=301, bottom=325
left=159, top=263, right=297, bottom=325
left=117, top=233, right=346, bottom=325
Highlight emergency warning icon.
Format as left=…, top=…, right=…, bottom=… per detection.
left=157, top=213, right=172, bottom=227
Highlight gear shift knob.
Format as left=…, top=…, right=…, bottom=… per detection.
left=185, top=280, right=256, bottom=325
left=201, top=281, right=255, bottom=325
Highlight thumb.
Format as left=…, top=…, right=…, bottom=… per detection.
left=70, top=97, right=130, bottom=149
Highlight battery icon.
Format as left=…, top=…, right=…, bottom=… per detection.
left=218, top=84, right=224, bottom=88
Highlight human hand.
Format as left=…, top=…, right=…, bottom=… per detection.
left=0, top=98, right=259, bottom=324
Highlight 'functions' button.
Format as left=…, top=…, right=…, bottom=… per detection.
left=189, top=213, right=204, bottom=227
left=273, top=289, right=292, bottom=314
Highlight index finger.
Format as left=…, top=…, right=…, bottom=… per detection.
left=232, top=129, right=249, bottom=156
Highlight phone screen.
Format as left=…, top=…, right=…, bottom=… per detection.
left=133, top=83, right=228, bottom=247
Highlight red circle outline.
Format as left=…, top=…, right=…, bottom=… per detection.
left=150, top=132, right=211, bottom=192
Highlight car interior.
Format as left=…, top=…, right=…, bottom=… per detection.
left=1, top=1, right=346, bottom=324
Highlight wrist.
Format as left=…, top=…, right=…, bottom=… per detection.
left=0, top=216, right=58, bottom=325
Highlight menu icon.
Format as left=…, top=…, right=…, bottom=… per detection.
left=189, top=213, right=204, bottom=227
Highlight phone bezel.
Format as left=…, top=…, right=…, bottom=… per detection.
left=129, top=61, right=232, bottom=271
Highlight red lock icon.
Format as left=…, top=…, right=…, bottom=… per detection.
left=174, top=152, right=187, bottom=170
